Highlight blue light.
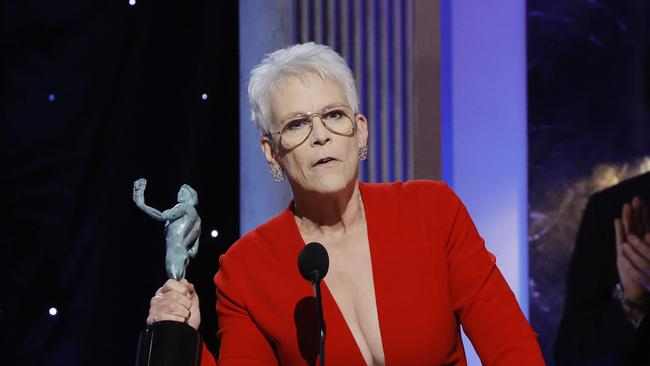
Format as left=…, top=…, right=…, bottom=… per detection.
left=48, top=94, right=56, bottom=102
left=201, top=93, right=208, bottom=101
left=49, top=307, right=58, bottom=316
left=441, top=1, right=527, bottom=364
left=129, top=0, right=136, bottom=6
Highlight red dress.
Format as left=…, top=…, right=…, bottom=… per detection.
left=201, top=180, right=544, bottom=365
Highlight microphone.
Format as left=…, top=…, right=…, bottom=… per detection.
left=297, top=242, right=329, bottom=366
left=298, top=242, right=329, bottom=283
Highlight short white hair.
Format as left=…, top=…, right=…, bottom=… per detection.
left=248, top=42, right=359, bottom=135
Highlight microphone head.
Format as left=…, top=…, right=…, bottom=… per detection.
left=297, top=242, right=329, bottom=283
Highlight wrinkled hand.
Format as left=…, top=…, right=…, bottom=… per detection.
left=615, top=196, right=650, bottom=304
left=133, top=178, right=147, bottom=205
left=147, top=279, right=201, bottom=330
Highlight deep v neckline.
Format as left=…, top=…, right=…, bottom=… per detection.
left=286, top=183, right=386, bottom=365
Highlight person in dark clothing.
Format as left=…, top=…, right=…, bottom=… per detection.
left=556, top=171, right=650, bottom=365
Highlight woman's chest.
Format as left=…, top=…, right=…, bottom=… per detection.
left=249, top=228, right=464, bottom=365
left=324, top=234, right=385, bottom=365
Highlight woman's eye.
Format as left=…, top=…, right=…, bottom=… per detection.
left=285, top=118, right=309, bottom=131
left=323, top=110, right=343, bottom=120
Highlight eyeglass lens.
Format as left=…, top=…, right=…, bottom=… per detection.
left=280, top=106, right=354, bottom=148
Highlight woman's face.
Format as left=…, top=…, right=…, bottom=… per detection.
left=261, top=73, right=368, bottom=196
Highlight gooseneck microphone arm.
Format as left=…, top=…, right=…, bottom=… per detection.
left=298, top=242, right=329, bottom=366
left=312, top=271, right=326, bottom=366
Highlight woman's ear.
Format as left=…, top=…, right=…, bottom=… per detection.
left=260, top=136, right=279, bottom=166
left=356, top=113, right=369, bottom=147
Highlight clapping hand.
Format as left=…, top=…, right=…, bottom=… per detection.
left=615, top=196, right=650, bottom=306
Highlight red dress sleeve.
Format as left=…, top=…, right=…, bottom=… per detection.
left=209, top=250, right=280, bottom=366
left=414, top=181, right=545, bottom=365
left=200, top=342, right=217, bottom=366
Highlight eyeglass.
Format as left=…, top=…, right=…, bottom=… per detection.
left=269, top=105, right=357, bottom=149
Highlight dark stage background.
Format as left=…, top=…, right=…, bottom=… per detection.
left=527, top=0, right=650, bottom=363
left=1, top=1, right=239, bottom=364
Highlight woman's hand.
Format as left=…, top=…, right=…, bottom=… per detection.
left=146, top=279, right=201, bottom=330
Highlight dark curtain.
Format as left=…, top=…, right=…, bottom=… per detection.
left=0, top=0, right=239, bottom=364
left=527, top=0, right=650, bottom=363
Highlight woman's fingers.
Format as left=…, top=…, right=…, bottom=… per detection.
left=147, top=279, right=196, bottom=325
left=147, top=297, right=192, bottom=324
left=160, top=279, right=192, bottom=298
left=180, top=278, right=196, bottom=294
left=150, top=290, right=192, bottom=309
left=146, top=313, right=187, bottom=325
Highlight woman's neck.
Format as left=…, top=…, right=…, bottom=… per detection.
left=292, top=180, right=365, bottom=238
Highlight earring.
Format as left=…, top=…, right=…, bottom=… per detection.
left=358, top=145, right=368, bottom=161
left=270, top=165, right=284, bottom=182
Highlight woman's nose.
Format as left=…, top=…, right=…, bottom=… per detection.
left=309, top=117, right=331, bottom=145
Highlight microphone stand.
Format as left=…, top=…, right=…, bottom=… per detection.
left=298, top=242, right=329, bottom=366
left=312, top=270, right=326, bottom=366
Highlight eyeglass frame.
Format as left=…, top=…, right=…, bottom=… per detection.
left=266, top=104, right=358, bottom=149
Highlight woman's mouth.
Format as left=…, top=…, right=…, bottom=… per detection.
left=313, top=157, right=337, bottom=167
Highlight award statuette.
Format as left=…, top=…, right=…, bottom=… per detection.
left=133, top=178, right=203, bottom=366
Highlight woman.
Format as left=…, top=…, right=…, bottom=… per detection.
left=147, top=42, right=545, bottom=365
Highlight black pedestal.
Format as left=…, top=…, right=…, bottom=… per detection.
left=135, top=320, right=202, bottom=366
